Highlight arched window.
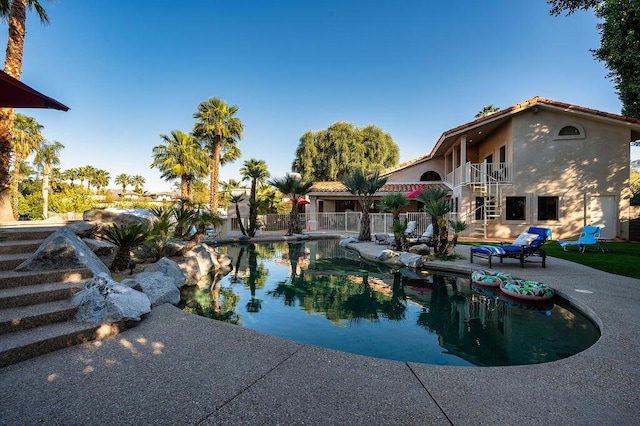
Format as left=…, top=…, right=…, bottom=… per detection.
left=420, top=171, right=441, bottom=181
left=554, top=123, right=585, bottom=140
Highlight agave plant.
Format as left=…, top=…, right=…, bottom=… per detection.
left=101, top=222, right=150, bottom=272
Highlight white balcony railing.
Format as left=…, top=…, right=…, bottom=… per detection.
left=445, top=162, right=511, bottom=187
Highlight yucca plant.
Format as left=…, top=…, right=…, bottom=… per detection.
left=101, top=222, right=150, bottom=272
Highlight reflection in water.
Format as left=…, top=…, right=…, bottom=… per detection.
left=180, top=240, right=600, bottom=366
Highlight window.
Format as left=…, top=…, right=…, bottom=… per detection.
left=420, top=171, right=441, bottom=181
left=505, top=197, right=526, bottom=220
left=335, top=200, right=355, bottom=212
left=475, top=197, right=484, bottom=220
left=499, top=145, right=506, bottom=164
left=538, top=196, right=559, bottom=221
left=554, top=123, right=585, bottom=140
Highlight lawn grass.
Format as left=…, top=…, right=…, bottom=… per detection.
left=541, top=241, right=640, bottom=279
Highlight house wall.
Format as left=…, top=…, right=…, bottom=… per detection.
left=490, top=108, right=631, bottom=240
left=385, top=158, right=447, bottom=182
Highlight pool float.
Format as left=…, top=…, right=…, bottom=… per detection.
left=500, top=279, right=554, bottom=301
left=471, top=270, right=512, bottom=287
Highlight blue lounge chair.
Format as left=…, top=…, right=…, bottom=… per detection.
left=470, top=227, right=552, bottom=268
left=556, top=226, right=605, bottom=253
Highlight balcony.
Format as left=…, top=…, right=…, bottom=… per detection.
left=445, top=162, right=512, bottom=188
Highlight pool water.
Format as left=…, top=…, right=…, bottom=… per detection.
left=179, top=240, right=600, bottom=367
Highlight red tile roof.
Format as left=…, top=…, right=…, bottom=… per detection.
left=310, top=182, right=449, bottom=195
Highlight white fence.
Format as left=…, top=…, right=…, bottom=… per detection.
left=228, top=212, right=435, bottom=236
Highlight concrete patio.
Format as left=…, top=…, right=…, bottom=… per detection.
left=1, top=238, right=639, bottom=425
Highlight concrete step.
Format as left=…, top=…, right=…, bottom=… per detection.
left=0, top=240, right=43, bottom=255
left=0, top=320, right=127, bottom=368
left=0, top=299, right=76, bottom=335
left=0, top=253, right=29, bottom=271
left=0, top=227, right=59, bottom=241
left=0, top=268, right=92, bottom=290
left=0, top=281, right=86, bottom=309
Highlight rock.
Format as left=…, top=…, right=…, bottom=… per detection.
left=340, top=237, right=358, bottom=247
left=120, top=272, right=181, bottom=306
left=399, top=252, right=426, bottom=268
left=66, top=221, right=98, bottom=238
left=165, top=240, right=188, bottom=257
left=141, top=257, right=186, bottom=288
left=178, top=244, right=233, bottom=286
left=178, top=256, right=203, bottom=286
left=83, top=209, right=147, bottom=228
left=217, top=253, right=233, bottom=268
left=15, top=227, right=110, bottom=276
left=185, top=244, right=220, bottom=276
left=82, top=238, right=118, bottom=256
left=376, top=249, right=400, bottom=261
left=71, top=273, right=151, bottom=322
left=408, top=244, right=431, bottom=256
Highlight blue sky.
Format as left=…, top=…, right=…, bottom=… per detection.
left=3, top=0, right=638, bottom=192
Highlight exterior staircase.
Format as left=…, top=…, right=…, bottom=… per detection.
left=0, top=224, right=124, bottom=368
left=469, top=177, right=503, bottom=239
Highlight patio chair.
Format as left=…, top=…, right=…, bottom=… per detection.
left=407, top=224, right=433, bottom=245
left=373, top=233, right=394, bottom=246
left=556, top=226, right=605, bottom=253
left=405, top=220, right=418, bottom=238
left=469, top=226, right=552, bottom=268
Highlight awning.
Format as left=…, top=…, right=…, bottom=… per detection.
left=0, top=70, right=69, bottom=111
left=405, top=185, right=430, bottom=198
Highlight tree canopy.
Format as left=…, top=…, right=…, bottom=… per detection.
left=292, top=122, right=399, bottom=181
left=549, top=0, right=640, bottom=122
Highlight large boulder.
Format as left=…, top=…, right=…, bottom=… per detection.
left=399, top=252, right=426, bottom=268
left=178, top=243, right=233, bottom=286
left=408, top=244, right=431, bottom=256
left=120, top=272, right=181, bottom=306
left=66, top=221, right=98, bottom=238
left=71, top=273, right=151, bottom=322
left=82, top=238, right=118, bottom=256
left=83, top=209, right=148, bottom=228
left=15, top=226, right=110, bottom=276
left=141, top=257, right=186, bottom=288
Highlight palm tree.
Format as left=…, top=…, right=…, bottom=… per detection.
left=131, top=175, right=145, bottom=193
left=115, top=173, right=130, bottom=194
left=65, top=167, right=79, bottom=187
left=341, top=169, right=388, bottom=242
left=82, top=165, right=97, bottom=191
left=229, top=193, right=247, bottom=236
left=378, top=192, right=409, bottom=250
left=416, top=187, right=451, bottom=255
left=447, top=219, right=468, bottom=251
left=475, top=105, right=500, bottom=118
left=33, top=140, right=64, bottom=219
left=240, top=158, right=270, bottom=237
left=179, top=206, right=224, bottom=256
left=192, top=97, right=244, bottom=213
left=101, top=222, right=149, bottom=272
left=151, top=130, right=209, bottom=203
left=269, top=174, right=313, bottom=236
left=92, top=169, right=110, bottom=193
left=218, top=178, right=246, bottom=210
left=0, top=0, right=53, bottom=221
left=10, top=114, right=43, bottom=219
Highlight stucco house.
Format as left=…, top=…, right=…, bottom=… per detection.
left=307, top=96, right=640, bottom=240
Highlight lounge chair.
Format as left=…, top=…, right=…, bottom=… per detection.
left=373, top=233, right=394, bottom=246
left=470, top=226, right=552, bottom=268
left=407, top=224, right=433, bottom=245
left=556, top=226, right=605, bottom=253
left=405, top=220, right=418, bottom=238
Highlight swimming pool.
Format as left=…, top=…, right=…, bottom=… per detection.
left=179, top=240, right=600, bottom=367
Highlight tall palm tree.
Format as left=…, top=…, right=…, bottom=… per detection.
left=151, top=130, right=209, bottom=202
left=65, top=167, right=79, bottom=187
left=92, top=168, right=110, bottom=193
left=475, top=105, right=500, bottom=118
left=218, top=178, right=246, bottom=210
left=33, top=140, right=64, bottom=219
left=0, top=0, right=52, bottom=221
left=240, top=158, right=270, bottom=237
left=131, top=175, right=146, bottom=193
left=341, top=169, right=388, bottom=242
left=192, top=97, right=244, bottom=213
left=269, top=174, right=313, bottom=236
left=10, top=113, right=43, bottom=219
left=114, top=173, right=130, bottom=193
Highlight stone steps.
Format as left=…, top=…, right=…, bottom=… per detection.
left=0, top=223, right=126, bottom=367
left=0, top=320, right=125, bottom=368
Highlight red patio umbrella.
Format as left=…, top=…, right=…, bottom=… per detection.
left=0, top=70, right=69, bottom=110
left=405, top=186, right=430, bottom=198
left=286, top=198, right=310, bottom=205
